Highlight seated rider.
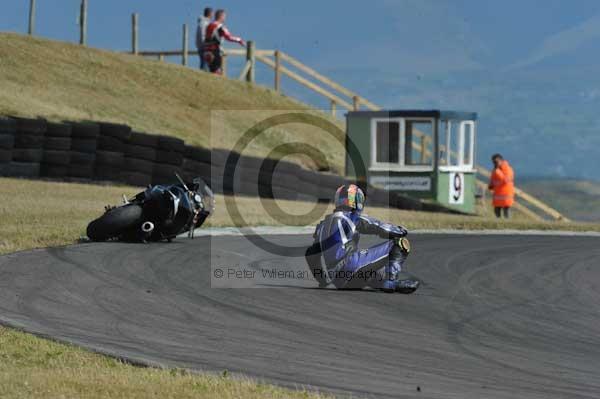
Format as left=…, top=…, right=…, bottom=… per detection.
left=305, top=184, right=419, bottom=294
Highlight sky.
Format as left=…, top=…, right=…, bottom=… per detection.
left=3, top=0, right=600, bottom=70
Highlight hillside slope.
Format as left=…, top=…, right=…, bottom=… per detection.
left=519, top=178, right=600, bottom=222
left=0, top=33, right=344, bottom=172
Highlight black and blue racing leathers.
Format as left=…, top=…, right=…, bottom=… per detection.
left=310, top=210, right=409, bottom=290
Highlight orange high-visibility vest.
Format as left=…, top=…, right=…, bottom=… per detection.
left=489, top=160, right=515, bottom=207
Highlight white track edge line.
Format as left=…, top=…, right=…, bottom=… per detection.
left=189, top=226, right=600, bottom=238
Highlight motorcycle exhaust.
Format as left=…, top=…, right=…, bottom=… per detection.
left=141, top=221, right=154, bottom=234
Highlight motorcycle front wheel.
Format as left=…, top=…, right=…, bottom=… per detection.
left=87, top=204, right=143, bottom=241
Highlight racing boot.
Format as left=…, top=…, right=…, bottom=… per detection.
left=395, top=279, right=420, bottom=294
left=380, top=239, right=409, bottom=293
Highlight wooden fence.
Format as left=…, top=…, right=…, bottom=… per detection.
left=132, top=16, right=375, bottom=116
left=136, top=45, right=380, bottom=116
left=132, top=20, right=568, bottom=221
left=28, top=0, right=88, bottom=45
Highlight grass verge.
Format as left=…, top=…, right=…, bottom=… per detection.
left=0, top=327, right=332, bottom=399
left=2, top=177, right=598, bottom=255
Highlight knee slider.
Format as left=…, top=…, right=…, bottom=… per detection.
left=394, top=237, right=411, bottom=255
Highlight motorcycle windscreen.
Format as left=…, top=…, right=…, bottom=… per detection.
left=193, top=177, right=215, bottom=215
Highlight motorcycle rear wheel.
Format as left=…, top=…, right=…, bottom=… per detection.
left=87, top=204, right=143, bottom=241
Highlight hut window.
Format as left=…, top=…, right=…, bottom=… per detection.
left=375, top=121, right=400, bottom=164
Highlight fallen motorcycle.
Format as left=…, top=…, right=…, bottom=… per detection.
left=87, top=175, right=214, bottom=242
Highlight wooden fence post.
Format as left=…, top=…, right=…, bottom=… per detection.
left=182, top=24, right=189, bottom=66
left=79, top=0, right=88, bottom=46
left=28, top=0, right=36, bottom=35
left=352, top=96, right=360, bottom=111
left=274, top=50, right=281, bottom=92
left=246, top=40, right=255, bottom=83
left=330, top=100, right=337, bottom=116
left=131, top=13, right=139, bottom=55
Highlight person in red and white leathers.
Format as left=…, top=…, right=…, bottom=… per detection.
left=203, top=9, right=245, bottom=74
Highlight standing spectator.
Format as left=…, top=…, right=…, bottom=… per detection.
left=196, top=7, right=213, bottom=70
left=203, top=9, right=245, bottom=74
left=488, top=153, right=515, bottom=218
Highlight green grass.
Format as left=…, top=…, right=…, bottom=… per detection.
left=2, top=177, right=597, bottom=256
left=0, top=327, right=334, bottom=399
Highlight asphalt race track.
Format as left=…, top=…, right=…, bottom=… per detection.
left=1, top=234, right=599, bottom=398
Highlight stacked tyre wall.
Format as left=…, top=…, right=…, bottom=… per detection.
left=0, top=116, right=444, bottom=212
left=70, top=122, right=100, bottom=179
left=11, top=117, right=45, bottom=177
left=96, top=123, right=130, bottom=182
left=0, top=117, right=16, bottom=173
left=43, top=122, right=72, bottom=178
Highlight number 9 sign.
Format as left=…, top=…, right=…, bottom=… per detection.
left=449, top=172, right=464, bottom=204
